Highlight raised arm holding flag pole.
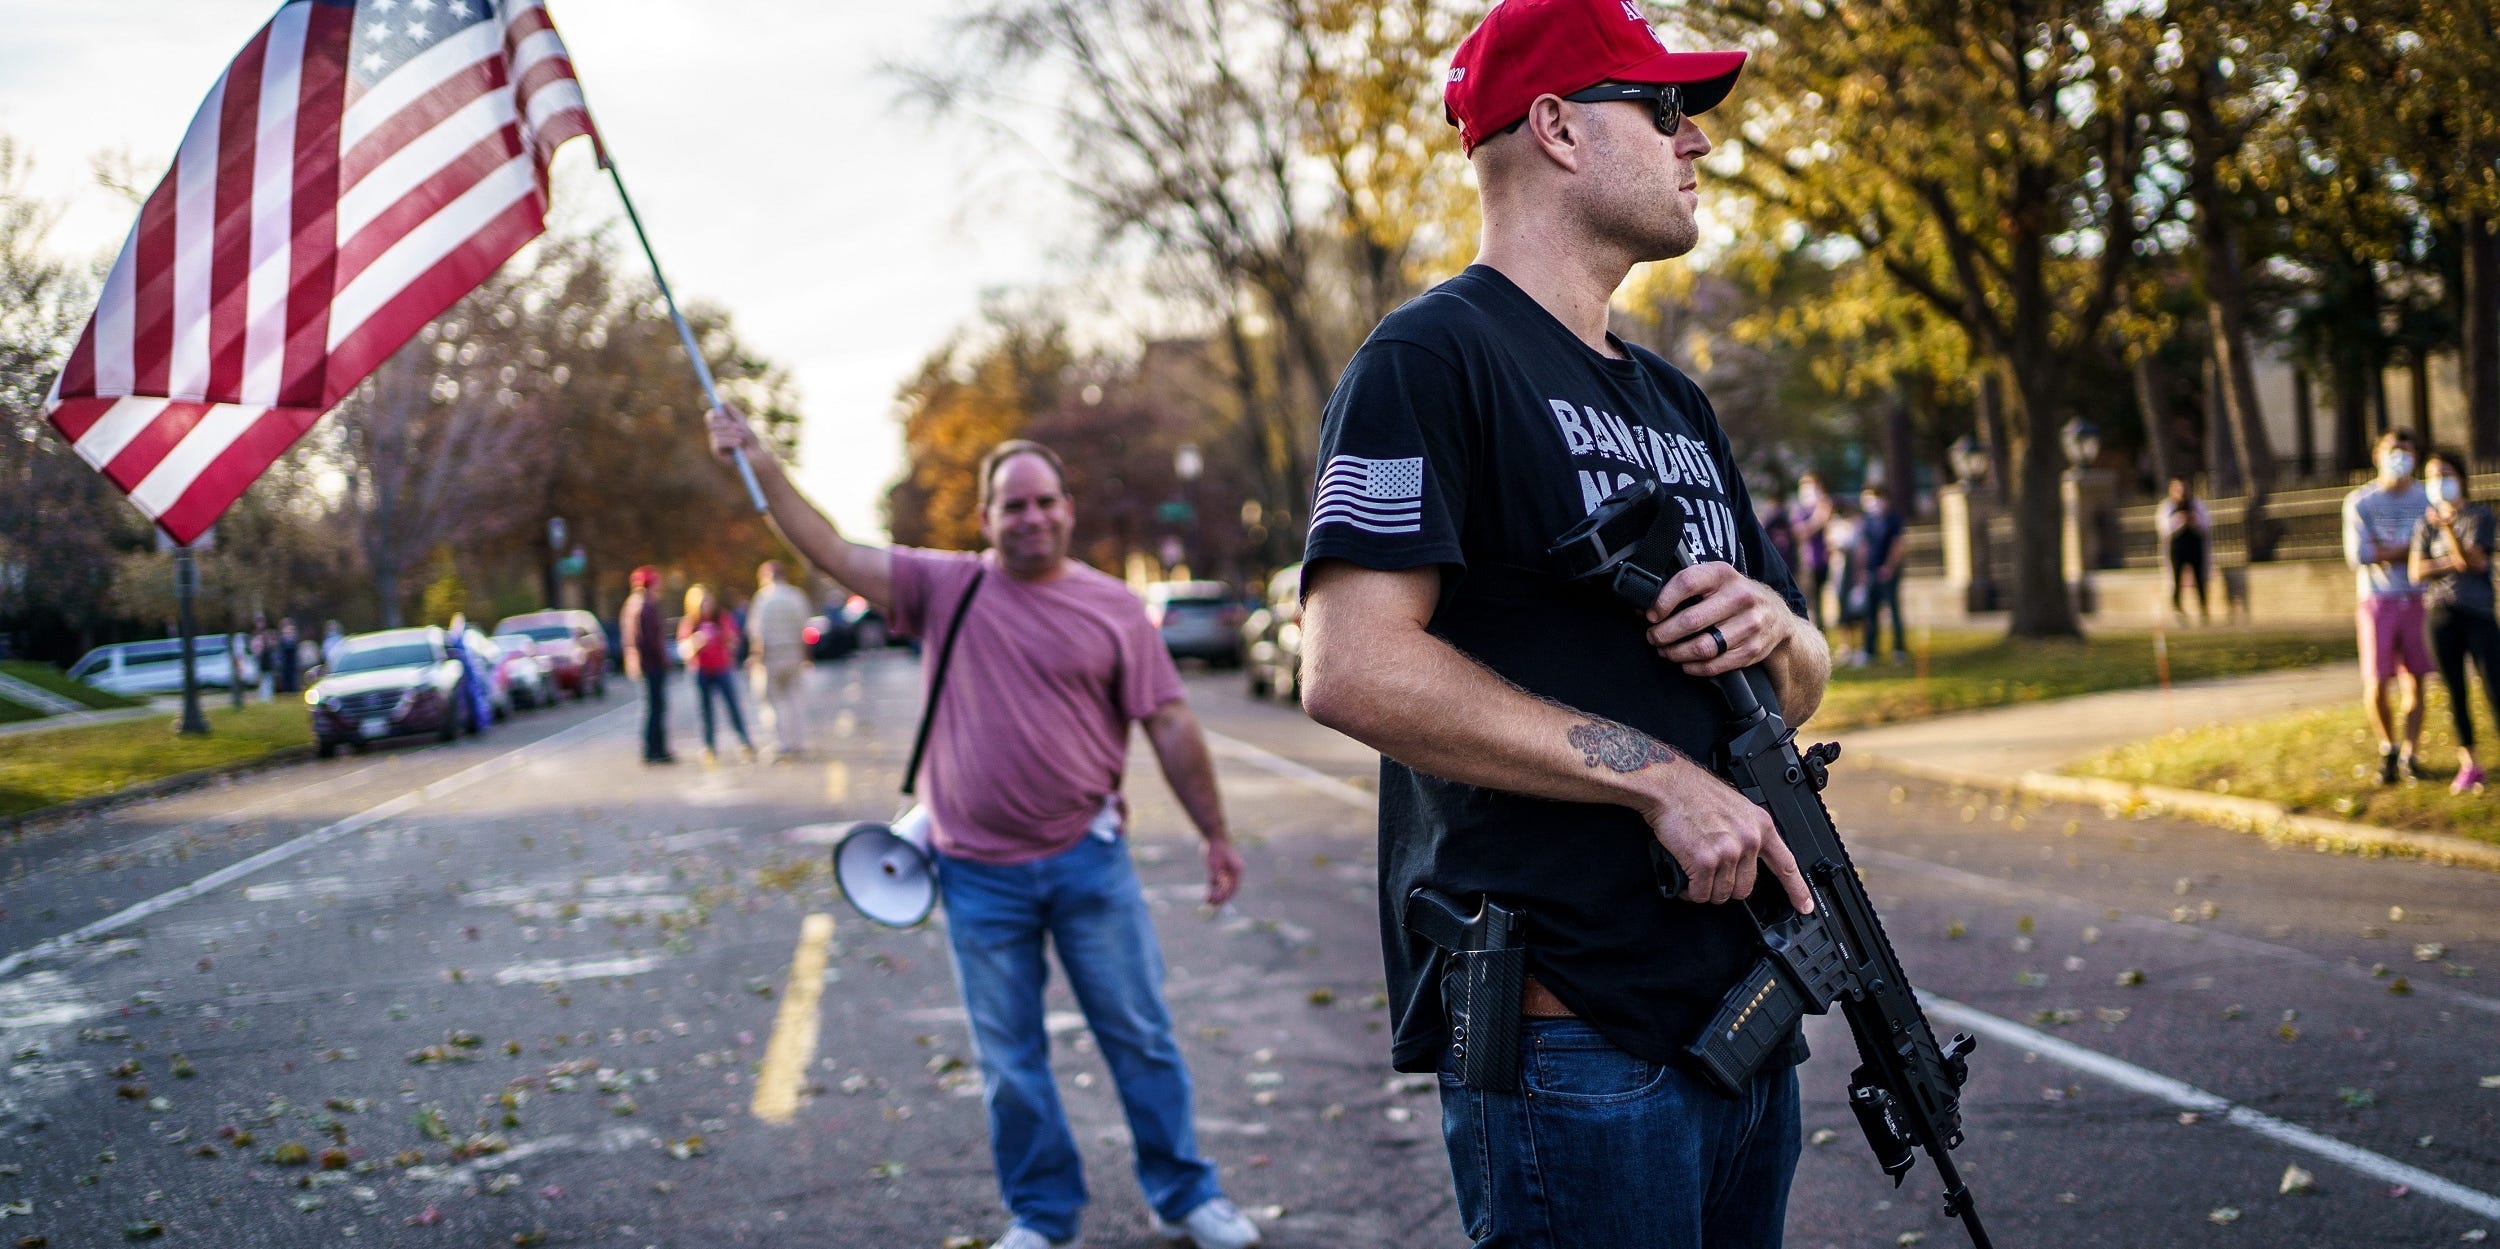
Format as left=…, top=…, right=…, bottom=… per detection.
left=41, top=0, right=762, bottom=732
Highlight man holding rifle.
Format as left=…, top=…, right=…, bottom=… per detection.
left=1297, top=1, right=1829, bottom=1244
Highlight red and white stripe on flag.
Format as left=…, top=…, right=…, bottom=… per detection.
left=44, top=0, right=601, bottom=545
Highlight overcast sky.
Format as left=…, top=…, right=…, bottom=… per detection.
left=0, top=0, right=1083, bottom=542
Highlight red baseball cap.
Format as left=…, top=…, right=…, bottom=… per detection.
left=1445, top=0, right=1746, bottom=153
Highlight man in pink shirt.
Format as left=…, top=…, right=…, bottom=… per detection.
left=705, top=407, right=1259, bottom=1249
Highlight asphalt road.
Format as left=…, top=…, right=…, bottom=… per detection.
left=0, top=652, right=2493, bottom=1248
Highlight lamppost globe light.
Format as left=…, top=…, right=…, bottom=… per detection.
left=1174, top=444, right=1203, bottom=483
left=1948, top=435, right=1988, bottom=485
left=2060, top=418, right=2102, bottom=471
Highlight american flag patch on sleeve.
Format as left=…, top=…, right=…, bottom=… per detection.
left=1312, top=455, right=1425, bottom=535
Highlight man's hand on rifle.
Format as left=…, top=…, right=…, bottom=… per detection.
left=1635, top=763, right=1815, bottom=913
left=1644, top=561, right=1793, bottom=678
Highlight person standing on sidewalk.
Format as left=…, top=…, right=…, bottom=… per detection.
left=2158, top=477, right=2213, bottom=626
left=2345, top=428, right=2435, bottom=784
left=621, top=567, right=674, bottom=765
left=702, top=410, right=1261, bottom=1249
left=1789, top=472, right=1833, bottom=627
left=1294, top=3, right=1825, bottom=1243
left=2410, top=450, right=2499, bottom=792
left=1854, top=482, right=1908, bottom=666
left=678, top=586, right=757, bottom=766
left=745, top=560, right=812, bottom=760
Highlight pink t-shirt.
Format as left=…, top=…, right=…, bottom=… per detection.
left=888, top=548, right=1186, bottom=865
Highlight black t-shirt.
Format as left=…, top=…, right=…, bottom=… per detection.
left=1303, top=265, right=1807, bottom=1075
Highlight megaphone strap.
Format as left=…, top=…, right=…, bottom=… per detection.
left=902, top=566, right=987, bottom=799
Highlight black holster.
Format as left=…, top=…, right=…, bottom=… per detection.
left=1404, top=887, right=1526, bottom=1092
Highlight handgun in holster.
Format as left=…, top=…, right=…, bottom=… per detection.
left=1403, top=887, right=1527, bottom=1092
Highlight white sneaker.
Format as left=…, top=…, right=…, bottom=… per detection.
left=989, top=1227, right=1078, bottom=1249
left=1150, top=1197, right=1262, bottom=1249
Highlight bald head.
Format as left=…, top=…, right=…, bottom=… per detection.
left=758, top=561, right=784, bottom=586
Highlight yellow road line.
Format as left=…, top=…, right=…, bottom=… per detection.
left=751, top=911, right=835, bottom=1124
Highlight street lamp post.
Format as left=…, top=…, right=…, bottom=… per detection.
left=1173, top=444, right=1204, bottom=578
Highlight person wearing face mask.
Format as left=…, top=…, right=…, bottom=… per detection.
left=2344, top=429, right=2435, bottom=785
left=2408, top=451, right=2499, bottom=792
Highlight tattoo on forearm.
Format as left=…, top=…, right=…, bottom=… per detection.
left=1568, top=721, right=1679, bottom=773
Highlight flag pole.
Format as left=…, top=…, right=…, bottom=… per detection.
left=600, top=159, right=769, bottom=514
left=173, top=545, right=210, bottom=736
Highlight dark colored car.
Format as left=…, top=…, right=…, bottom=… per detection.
left=804, top=595, right=894, bottom=660
left=1242, top=564, right=1304, bottom=702
left=305, top=627, right=473, bottom=757
left=1145, top=580, right=1245, bottom=667
left=491, top=610, right=609, bottom=699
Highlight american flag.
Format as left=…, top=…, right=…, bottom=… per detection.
left=44, top=0, right=601, bottom=545
left=1311, top=454, right=1425, bottom=535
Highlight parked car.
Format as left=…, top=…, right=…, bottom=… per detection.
left=304, top=627, right=473, bottom=758
left=804, top=595, right=893, bottom=661
left=490, top=610, right=608, bottom=699
left=1143, top=580, right=1245, bottom=667
left=489, top=633, right=558, bottom=710
left=1242, top=563, right=1304, bottom=703
left=68, top=635, right=261, bottom=696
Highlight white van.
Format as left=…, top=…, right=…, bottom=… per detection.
left=66, top=636, right=261, bottom=697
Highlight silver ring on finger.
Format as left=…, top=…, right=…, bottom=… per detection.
left=1707, top=626, right=1729, bottom=658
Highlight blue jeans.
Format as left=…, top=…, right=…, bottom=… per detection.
left=691, top=670, right=750, bottom=752
left=640, top=671, right=670, bottom=761
left=936, top=834, right=1221, bottom=1243
left=1860, top=574, right=1905, bottom=659
left=1439, top=1018, right=1800, bottom=1248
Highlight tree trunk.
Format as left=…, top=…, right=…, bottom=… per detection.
left=1976, top=370, right=2011, bottom=500
left=2410, top=345, right=2434, bottom=446
left=2205, top=352, right=2241, bottom=496
left=2005, top=364, right=2081, bottom=638
left=1883, top=389, right=1917, bottom=514
left=2293, top=368, right=2316, bottom=480
left=2132, top=351, right=2177, bottom=492
left=2467, top=215, right=2500, bottom=467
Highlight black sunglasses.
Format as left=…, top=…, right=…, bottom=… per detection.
left=1562, top=82, right=1686, bottom=136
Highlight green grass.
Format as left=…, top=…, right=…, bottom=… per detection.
left=0, top=700, right=312, bottom=819
left=2067, top=690, right=2500, bottom=848
left=1811, top=628, right=2346, bottom=731
left=0, top=660, right=144, bottom=709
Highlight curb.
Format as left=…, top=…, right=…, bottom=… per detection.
left=2, top=746, right=320, bottom=838
left=1853, top=752, right=2500, bottom=874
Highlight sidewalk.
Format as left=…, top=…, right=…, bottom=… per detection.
left=1842, top=661, right=2500, bottom=872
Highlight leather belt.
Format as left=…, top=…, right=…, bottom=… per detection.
left=1521, top=974, right=1574, bottom=1018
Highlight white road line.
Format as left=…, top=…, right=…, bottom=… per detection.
left=1860, top=848, right=2500, bottom=1017
left=491, top=955, right=662, bottom=987
left=1202, top=729, right=1375, bottom=810
left=1213, top=728, right=2500, bottom=1221
left=0, top=702, right=637, bottom=981
left=1926, top=995, right=2500, bottom=1220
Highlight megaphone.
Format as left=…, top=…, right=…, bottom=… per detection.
left=833, top=805, right=936, bottom=927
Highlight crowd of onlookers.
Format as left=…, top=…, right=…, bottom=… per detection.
left=1759, top=471, right=1908, bottom=668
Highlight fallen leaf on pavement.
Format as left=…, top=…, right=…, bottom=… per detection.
left=2208, top=1207, right=2240, bottom=1224
left=2280, top=1165, right=2315, bottom=1194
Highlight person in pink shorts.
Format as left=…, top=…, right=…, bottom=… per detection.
left=2344, top=429, right=2434, bottom=784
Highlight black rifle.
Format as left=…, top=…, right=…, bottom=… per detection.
left=1548, top=479, right=1995, bottom=1249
